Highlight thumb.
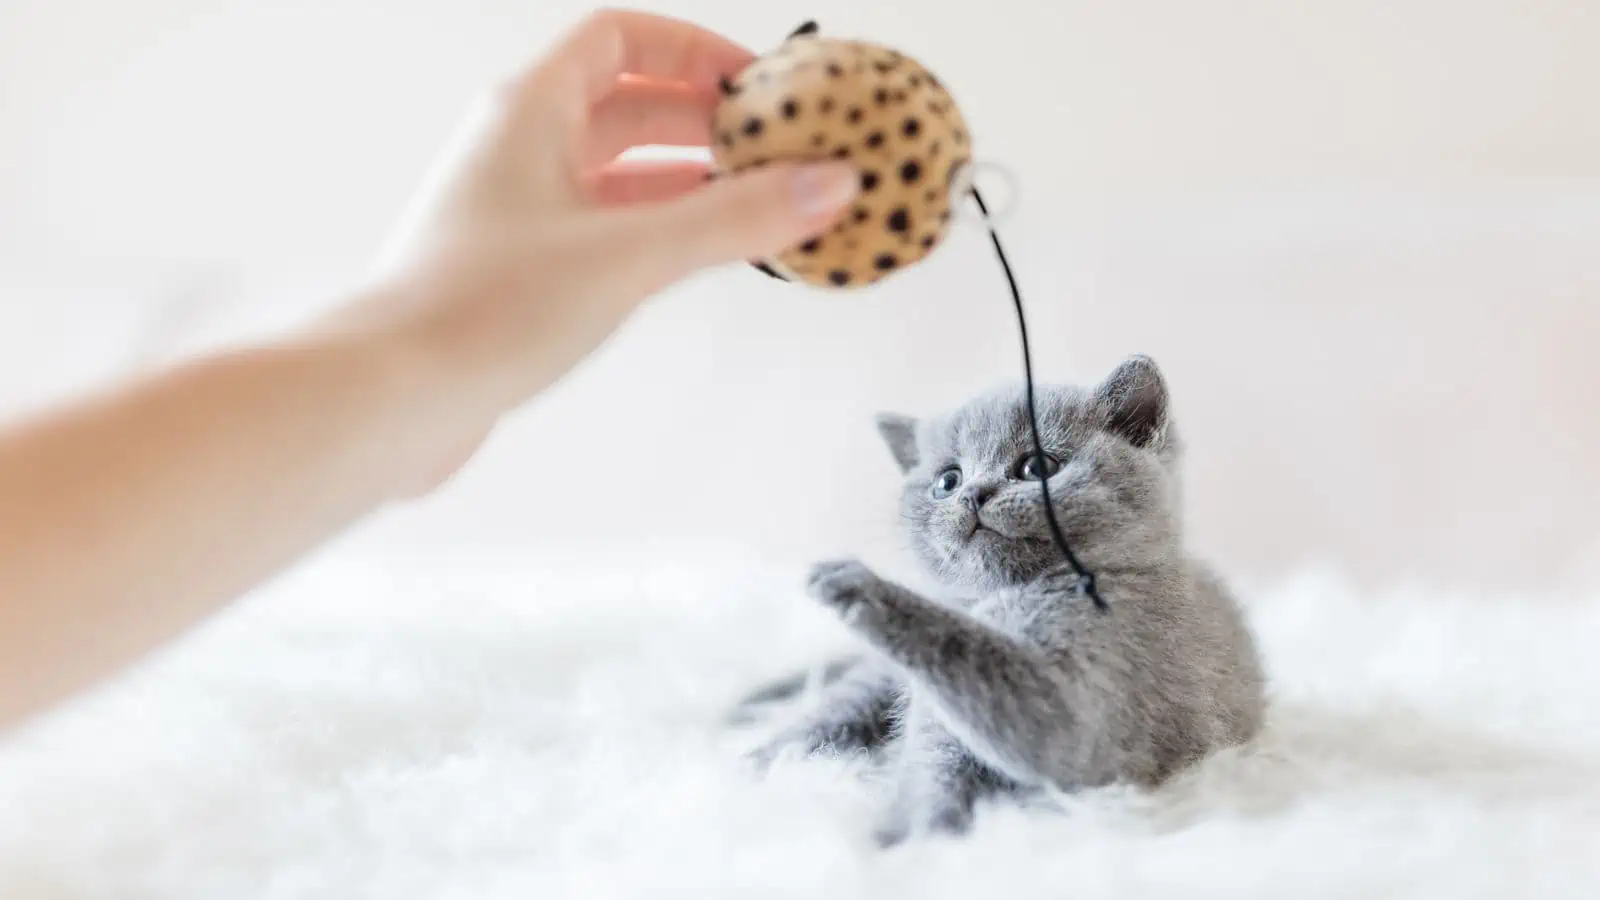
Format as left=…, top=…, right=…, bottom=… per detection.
left=631, top=161, right=859, bottom=274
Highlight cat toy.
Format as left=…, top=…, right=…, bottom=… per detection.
left=711, top=21, right=1107, bottom=610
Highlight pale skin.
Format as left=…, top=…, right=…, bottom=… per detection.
left=0, top=9, right=859, bottom=731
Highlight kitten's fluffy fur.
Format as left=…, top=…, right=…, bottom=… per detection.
left=739, top=356, right=1266, bottom=845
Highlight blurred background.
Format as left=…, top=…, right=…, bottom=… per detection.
left=1, top=0, right=1598, bottom=593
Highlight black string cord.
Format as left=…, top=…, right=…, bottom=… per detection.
left=760, top=20, right=1107, bottom=610
left=969, top=188, right=1106, bottom=611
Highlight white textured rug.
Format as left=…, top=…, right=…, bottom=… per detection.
left=3, top=546, right=1600, bottom=899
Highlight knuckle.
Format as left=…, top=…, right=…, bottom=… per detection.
left=585, top=7, right=628, bottom=25
left=574, top=7, right=624, bottom=37
left=572, top=8, right=631, bottom=60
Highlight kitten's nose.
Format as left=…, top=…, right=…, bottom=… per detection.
left=962, top=484, right=997, bottom=513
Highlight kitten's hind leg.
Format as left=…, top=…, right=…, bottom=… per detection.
left=745, top=661, right=902, bottom=768
left=726, top=654, right=863, bottom=726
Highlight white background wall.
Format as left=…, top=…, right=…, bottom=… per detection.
left=2, top=0, right=1598, bottom=592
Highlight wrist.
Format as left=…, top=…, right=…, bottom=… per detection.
left=302, top=286, right=501, bottom=500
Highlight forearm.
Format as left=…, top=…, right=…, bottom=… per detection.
left=0, top=318, right=465, bottom=729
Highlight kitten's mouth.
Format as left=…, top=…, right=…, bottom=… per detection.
left=968, top=518, right=1012, bottom=541
left=970, top=516, right=1043, bottom=543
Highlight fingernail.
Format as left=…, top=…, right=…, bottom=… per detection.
left=790, top=163, right=858, bottom=217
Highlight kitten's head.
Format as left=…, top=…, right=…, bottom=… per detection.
left=879, top=355, right=1183, bottom=590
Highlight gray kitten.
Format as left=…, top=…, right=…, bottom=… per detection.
left=739, top=355, right=1266, bottom=845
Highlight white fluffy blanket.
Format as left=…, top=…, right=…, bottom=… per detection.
left=3, top=547, right=1599, bottom=898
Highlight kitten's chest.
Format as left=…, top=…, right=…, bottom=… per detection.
left=968, top=588, right=1054, bottom=638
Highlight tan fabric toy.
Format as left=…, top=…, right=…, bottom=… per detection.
left=711, top=21, right=973, bottom=289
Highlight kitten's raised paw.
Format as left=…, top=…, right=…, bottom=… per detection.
left=805, top=559, right=882, bottom=620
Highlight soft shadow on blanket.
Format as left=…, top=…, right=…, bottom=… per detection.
left=1129, top=702, right=1600, bottom=829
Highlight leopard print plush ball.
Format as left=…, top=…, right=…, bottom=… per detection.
left=711, top=25, right=973, bottom=290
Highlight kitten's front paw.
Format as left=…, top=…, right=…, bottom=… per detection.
left=742, top=740, right=788, bottom=773
left=871, top=817, right=911, bottom=849
left=743, top=725, right=829, bottom=771
left=872, top=793, right=977, bottom=848
left=806, top=559, right=883, bottom=621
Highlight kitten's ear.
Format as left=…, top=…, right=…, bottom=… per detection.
left=874, top=413, right=920, bottom=472
left=1092, top=355, right=1169, bottom=448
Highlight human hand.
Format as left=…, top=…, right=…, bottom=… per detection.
left=337, top=9, right=858, bottom=489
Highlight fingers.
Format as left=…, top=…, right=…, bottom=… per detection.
left=613, top=161, right=858, bottom=281
left=543, top=9, right=755, bottom=113
left=584, top=79, right=717, bottom=167
left=507, top=11, right=752, bottom=200
left=588, top=158, right=711, bottom=205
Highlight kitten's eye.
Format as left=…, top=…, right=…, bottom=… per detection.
left=931, top=467, right=963, bottom=498
left=1014, top=453, right=1062, bottom=481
